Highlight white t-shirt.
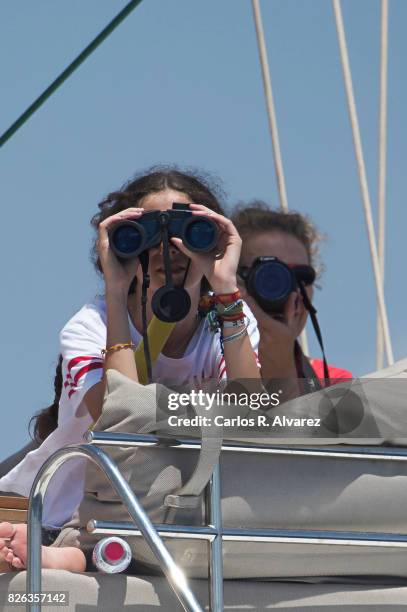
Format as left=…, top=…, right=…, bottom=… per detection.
left=0, top=296, right=259, bottom=527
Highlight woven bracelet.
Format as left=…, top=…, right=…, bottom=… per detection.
left=221, top=325, right=248, bottom=344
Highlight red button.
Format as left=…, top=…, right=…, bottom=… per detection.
left=104, top=541, right=124, bottom=562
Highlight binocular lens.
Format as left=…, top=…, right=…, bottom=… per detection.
left=254, top=261, right=293, bottom=301
left=184, top=218, right=217, bottom=252
left=112, top=224, right=143, bottom=256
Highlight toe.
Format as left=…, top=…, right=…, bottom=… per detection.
left=12, top=557, right=25, bottom=570
left=5, top=549, right=14, bottom=564
left=0, top=522, right=14, bottom=539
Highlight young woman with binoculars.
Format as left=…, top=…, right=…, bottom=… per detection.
left=0, top=168, right=261, bottom=562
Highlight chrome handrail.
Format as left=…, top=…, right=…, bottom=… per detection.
left=85, top=430, right=407, bottom=610
left=87, top=520, right=407, bottom=547
left=86, top=430, right=407, bottom=460
left=26, top=431, right=407, bottom=612
left=206, top=462, right=223, bottom=612
left=26, top=444, right=203, bottom=612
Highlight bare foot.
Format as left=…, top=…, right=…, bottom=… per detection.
left=0, top=522, right=27, bottom=570
left=0, top=522, right=17, bottom=572
left=0, top=523, right=14, bottom=573
left=0, top=521, right=86, bottom=573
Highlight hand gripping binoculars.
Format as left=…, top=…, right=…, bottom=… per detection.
left=238, top=256, right=316, bottom=314
left=109, top=202, right=219, bottom=259
left=108, top=202, right=219, bottom=324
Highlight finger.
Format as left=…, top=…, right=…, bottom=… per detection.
left=170, top=237, right=198, bottom=261
left=244, top=293, right=288, bottom=327
left=242, top=293, right=265, bottom=319
left=99, top=208, right=144, bottom=232
left=190, top=207, right=239, bottom=236
left=213, top=233, right=227, bottom=258
left=283, top=292, right=301, bottom=326
left=188, top=203, right=211, bottom=212
left=123, top=256, right=141, bottom=277
left=100, top=207, right=144, bottom=223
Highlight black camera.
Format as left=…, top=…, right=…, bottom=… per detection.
left=109, top=202, right=219, bottom=259
left=238, top=256, right=315, bottom=314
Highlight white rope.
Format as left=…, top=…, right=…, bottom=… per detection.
left=251, top=0, right=308, bottom=354
left=376, top=0, right=388, bottom=370
left=251, top=0, right=289, bottom=213
left=332, top=0, right=394, bottom=365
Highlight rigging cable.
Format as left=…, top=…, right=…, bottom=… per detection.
left=376, top=0, right=389, bottom=370
left=0, top=0, right=144, bottom=148
left=332, top=0, right=394, bottom=365
left=251, top=0, right=289, bottom=213
left=251, top=0, right=309, bottom=356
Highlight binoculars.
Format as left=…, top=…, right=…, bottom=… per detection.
left=238, top=256, right=316, bottom=314
left=109, top=202, right=219, bottom=259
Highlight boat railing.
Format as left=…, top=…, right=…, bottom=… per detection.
left=27, top=431, right=407, bottom=612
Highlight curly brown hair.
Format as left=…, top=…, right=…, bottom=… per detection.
left=231, top=201, right=324, bottom=277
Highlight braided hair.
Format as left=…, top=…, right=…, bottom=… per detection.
left=29, top=355, right=62, bottom=443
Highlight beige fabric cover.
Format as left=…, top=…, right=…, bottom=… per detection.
left=2, top=570, right=407, bottom=611
left=57, top=368, right=407, bottom=579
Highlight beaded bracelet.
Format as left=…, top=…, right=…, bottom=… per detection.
left=214, top=290, right=241, bottom=304
left=220, top=312, right=245, bottom=322
left=205, top=296, right=245, bottom=335
left=199, top=290, right=242, bottom=312
left=101, top=342, right=136, bottom=356
left=215, top=299, right=243, bottom=313
left=222, top=317, right=247, bottom=329
left=221, top=324, right=248, bottom=345
left=207, top=306, right=245, bottom=331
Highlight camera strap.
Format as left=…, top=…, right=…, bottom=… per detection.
left=160, top=220, right=174, bottom=288
left=297, top=281, right=330, bottom=384
left=138, top=251, right=153, bottom=384
left=151, top=218, right=191, bottom=322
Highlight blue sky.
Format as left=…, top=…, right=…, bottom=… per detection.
left=1, top=0, right=406, bottom=460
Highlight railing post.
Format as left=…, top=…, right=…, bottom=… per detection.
left=26, top=444, right=203, bottom=612
left=206, top=462, right=224, bottom=611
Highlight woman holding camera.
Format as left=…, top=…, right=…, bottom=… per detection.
left=232, top=202, right=352, bottom=390
left=0, top=168, right=260, bottom=539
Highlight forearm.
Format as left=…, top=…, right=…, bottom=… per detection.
left=258, top=338, right=300, bottom=400
left=211, top=282, right=260, bottom=381
left=104, top=289, right=139, bottom=383
left=222, top=328, right=260, bottom=380
left=84, top=291, right=139, bottom=423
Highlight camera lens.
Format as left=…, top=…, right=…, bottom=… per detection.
left=183, top=218, right=218, bottom=252
left=110, top=222, right=145, bottom=258
left=253, top=260, right=293, bottom=302
left=152, top=286, right=191, bottom=322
